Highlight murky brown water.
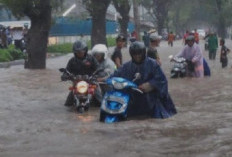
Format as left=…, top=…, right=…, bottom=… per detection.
left=0, top=40, right=231, bottom=157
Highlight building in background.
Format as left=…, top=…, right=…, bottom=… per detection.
left=0, top=2, right=154, bottom=45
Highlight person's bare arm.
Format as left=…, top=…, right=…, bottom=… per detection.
left=115, top=57, right=121, bottom=68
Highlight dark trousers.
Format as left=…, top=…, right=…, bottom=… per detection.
left=209, top=50, right=216, bottom=60
left=14, top=40, right=21, bottom=49
left=64, top=92, right=74, bottom=106
left=221, top=57, right=228, bottom=68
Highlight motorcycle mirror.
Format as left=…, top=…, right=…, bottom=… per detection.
left=59, top=68, right=66, bottom=72
left=168, top=55, right=173, bottom=59
left=93, top=68, right=104, bottom=75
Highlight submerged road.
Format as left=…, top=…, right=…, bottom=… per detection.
left=0, top=40, right=231, bottom=157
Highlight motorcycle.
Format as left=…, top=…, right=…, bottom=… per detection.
left=99, top=74, right=143, bottom=123
left=169, top=55, right=187, bottom=78
left=59, top=68, right=103, bottom=113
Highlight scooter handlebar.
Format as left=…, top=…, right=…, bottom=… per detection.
left=132, top=87, right=143, bottom=94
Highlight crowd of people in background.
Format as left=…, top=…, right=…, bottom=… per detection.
left=124, top=28, right=231, bottom=72
left=2, top=23, right=229, bottom=71
left=0, top=25, right=28, bottom=50
left=182, top=29, right=231, bottom=69
left=59, top=26, right=232, bottom=120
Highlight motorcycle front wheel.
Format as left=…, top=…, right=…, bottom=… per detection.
left=170, top=71, right=178, bottom=78
left=77, top=106, right=85, bottom=113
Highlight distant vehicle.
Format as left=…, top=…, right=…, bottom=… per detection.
left=197, top=29, right=206, bottom=38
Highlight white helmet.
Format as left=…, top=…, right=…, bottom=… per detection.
left=149, top=33, right=162, bottom=42
left=91, top=44, right=108, bottom=59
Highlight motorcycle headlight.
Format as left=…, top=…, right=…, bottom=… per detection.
left=101, top=95, right=127, bottom=114
left=76, top=81, right=88, bottom=94
left=112, top=80, right=128, bottom=90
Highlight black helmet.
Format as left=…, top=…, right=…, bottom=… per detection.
left=72, top=40, right=88, bottom=54
left=129, top=41, right=146, bottom=64
left=116, top=34, right=126, bottom=42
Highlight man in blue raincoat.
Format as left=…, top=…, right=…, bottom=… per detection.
left=112, top=41, right=177, bottom=118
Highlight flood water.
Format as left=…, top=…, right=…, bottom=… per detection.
left=0, top=40, right=231, bottom=157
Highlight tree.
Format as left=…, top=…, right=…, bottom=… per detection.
left=83, top=0, right=111, bottom=47
left=132, top=0, right=141, bottom=40
left=168, top=0, right=194, bottom=35
left=154, top=0, right=172, bottom=34
left=168, top=0, right=232, bottom=37
left=112, top=0, right=131, bottom=40
left=142, top=0, right=173, bottom=34
left=210, top=0, right=232, bottom=38
left=0, top=0, right=63, bottom=69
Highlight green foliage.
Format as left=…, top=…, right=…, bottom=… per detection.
left=8, top=46, right=25, bottom=60
left=47, top=43, right=72, bottom=53
left=0, top=49, right=13, bottom=62
left=168, top=0, right=232, bottom=35
left=0, top=0, right=27, bottom=18
left=107, top=36, right=116, bottom=47
left=47, top=37, right=116, bottom=53
left=47, top=41, right=94, bottom=53
left=0, top=45, right=25, bottom=62
left=0, top=0, right=64, bottom=18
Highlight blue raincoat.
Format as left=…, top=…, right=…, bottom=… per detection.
left=112, top=57, right=177, bottom=118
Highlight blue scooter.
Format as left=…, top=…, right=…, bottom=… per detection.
left=99, top=74, right=143, bottom=123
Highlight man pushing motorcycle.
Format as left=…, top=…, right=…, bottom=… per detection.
left=175, top=35, right=204, bottom=78
left=110, top=41, right=177, bottom=118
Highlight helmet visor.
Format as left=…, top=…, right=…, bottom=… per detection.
left=74, top=50, right=85, bottom=54
left=131, top=49, right=143, bottom=56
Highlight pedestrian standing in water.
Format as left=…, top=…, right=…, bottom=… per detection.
left=219, top=39, right=230, bottom=68
left=194, top=29, right=199, bottom=44
left=111, top=34, right=126, bottom=68
left=183, top=30, right=189, bottom=45
left=208, top=32, right=218, bottom=60
left=142, top=31, right=150, bottom=48
left=167, top=31, right=175, bottom=47
left=147, top=33, right=162, bottom=65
